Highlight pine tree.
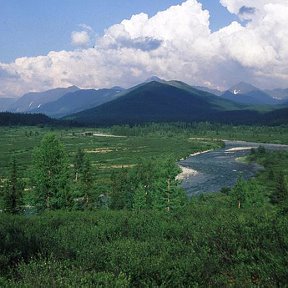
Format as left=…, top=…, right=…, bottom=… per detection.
left=74, top=147, right=85, bottom=182
left=110, top=168, right=131, bottom=209
left=81, top=157, right=94, bottom=209
left=3, top=156, right=23, bottom=214
left=133, top=184, right=148, bottom=210
left=230, top=177, right=248, bottom=209
left=31, top=133, right=71, bottom=211
left=270, top=172, right=288, bottom=205
left=151, top=158, right=187, bottom=211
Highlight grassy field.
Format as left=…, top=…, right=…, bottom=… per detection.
left=1, top=124, right=288, bottom=286
left=2, top=124, right=288, bottom=181
left=0, top=126, right=221, bottom=182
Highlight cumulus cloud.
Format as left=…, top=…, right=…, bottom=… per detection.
left=71, top=24, right=94, bottom=47
left=1, top=0, right=288, bottom=97
left=71, top=31, right=90, bottom=46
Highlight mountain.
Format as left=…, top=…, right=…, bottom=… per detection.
left=0, top=98, right=16, bottom=111
left=192, top=86, right=223, bottom=96
left=8, top=86, right=79, bottom=113
left=30, top=87, right=124, bottom=118
left=145, top=76, right=165, bottom=83
left=265, top=88, right=288, bottom=101
left=221, top=82, right=278, bottom=105
left=65, top=81, right=245, bottom=125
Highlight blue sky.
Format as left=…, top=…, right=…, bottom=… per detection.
left=0, top=0, right=237, bottom=63
left=0, top=0, right=287, bottom=97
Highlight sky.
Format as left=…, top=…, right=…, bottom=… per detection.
left=0, top=0, right=288, bottom=97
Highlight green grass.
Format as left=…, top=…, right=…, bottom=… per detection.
left=0, top=124, right=288, bottom=287
left=0, top=126, right=221, bottom=183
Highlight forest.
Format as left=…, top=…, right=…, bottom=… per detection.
left=0, top=123, right=288, bottom=287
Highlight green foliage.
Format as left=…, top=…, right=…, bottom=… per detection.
left=73, top=147, right=85, bottom=182
left=14, top=258, right=130, bottom=287
left=230, top=177, right=265, bottom=209
left=0, top=124, right=288, bottom=286
left=72, top=154, right=96, bottom=210
left=270, top=172, right=288, bottom=206
left=0, top=208, right=287, bottom=287
left=2, top=157, right=23, bottom=214
left=31, top=133, right=71, bottom=211
left=110, top=157, right=187, bottom=211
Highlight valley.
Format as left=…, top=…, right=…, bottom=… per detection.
left=1, top=123, right=288, bottom=287
left=1, top=0, right=288, bottom=286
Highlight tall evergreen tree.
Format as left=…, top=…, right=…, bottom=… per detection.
left=230, top=177, right=248, bottom=209
left=2, top=156, right=23, bottom=214
left=133, top=184, right=148, bottom=211
left=270, top=172, right=288, bottom=205
left=31, top=133, right=71, bottom=211
left=81, top=157, right=94, bottom=209
left=74, top=147, right=85, bottom=182
left=110, top=168, right=131, bottom=209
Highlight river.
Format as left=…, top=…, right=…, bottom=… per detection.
left=180, top=140, right=288, bottom=196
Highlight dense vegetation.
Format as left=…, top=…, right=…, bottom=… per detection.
left=0, top=124, right=287, bottom=286
left=0, top=112, right=56, bottom=126
left=0, top=112, right=79, bottom=127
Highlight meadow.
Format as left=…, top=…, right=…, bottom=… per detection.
left=0, top=123, right=288, bottom=287
left=0, top=125, right=221, bottom=181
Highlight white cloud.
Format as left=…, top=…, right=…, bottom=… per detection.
left=71, top=31, right=90, bottom=46
left=1, top=0, right=288, bottom=97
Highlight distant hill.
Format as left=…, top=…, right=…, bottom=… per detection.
left=192, top=86, right=223, bottom=96
left=8, top=86, right=79, bottom=113
left=0, top=98, right=16, bottom=112
left=30, top=87, right=124, bottom=118
left=65, top=81, right=246, bottom=125
left=0, top=112, right=56, bottom=126
left=261, top=107, right=288, bottom=125
left=265, top=88, right=288, bottom=101
left=221, top=82, right=278, bottom=105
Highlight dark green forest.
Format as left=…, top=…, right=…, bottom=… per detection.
left=0, top=124, right=288, bottom=287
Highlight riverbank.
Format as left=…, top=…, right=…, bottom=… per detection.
left=177, top=149, right=212, bottom=180
left=176, top=165, right=198, bottom=180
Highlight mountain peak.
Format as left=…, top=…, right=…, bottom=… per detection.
left=229, top=82, right=259, bottom=95
left=145, top=76, right=165, bottom=83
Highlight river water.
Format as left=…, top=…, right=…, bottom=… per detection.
left=180, top=140, right=288, bottom=196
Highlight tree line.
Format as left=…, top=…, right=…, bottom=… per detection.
left=1, top=133, right=188, bottom=214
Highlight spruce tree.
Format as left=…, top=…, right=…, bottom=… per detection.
left=152, top=158, right=187, bottom=211
left=74, top=147, right=85, bottom=182
left=270, top=172, right=288, bottom=205
left=133, top=184, right=148, bottom=210
left=31, top=133, right=71, bottom=211
left=230, top=177, right=248, bottom=209
left=3, top=156, right=23, bottom=214
left=81, top=157, right=94, bottom=209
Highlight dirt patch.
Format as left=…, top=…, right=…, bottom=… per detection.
left=85, top=148, right=113, bottom=153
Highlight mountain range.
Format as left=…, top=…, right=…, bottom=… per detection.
left=30, top=87, right=124, bottom=118
left=7, top=86, right=79, bottom=113
left=1, top=78, right=288, bottom=126
left=66, top=80, right=288, bottom=125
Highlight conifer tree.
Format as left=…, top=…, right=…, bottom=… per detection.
left=270, top=172, right=288, bottom=205
left=31, top=133, right=71, bottom=211
left=3, top=156, right=23, bottom=214
left=74, top=147, right=85, bottom=182
left=230, top=177, right=248, bottom=209
left=151, top=158, right=186, bottom=211
left=81, top=157, right=94, bottom=209
left=133, top=184, right=148, bottom=210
